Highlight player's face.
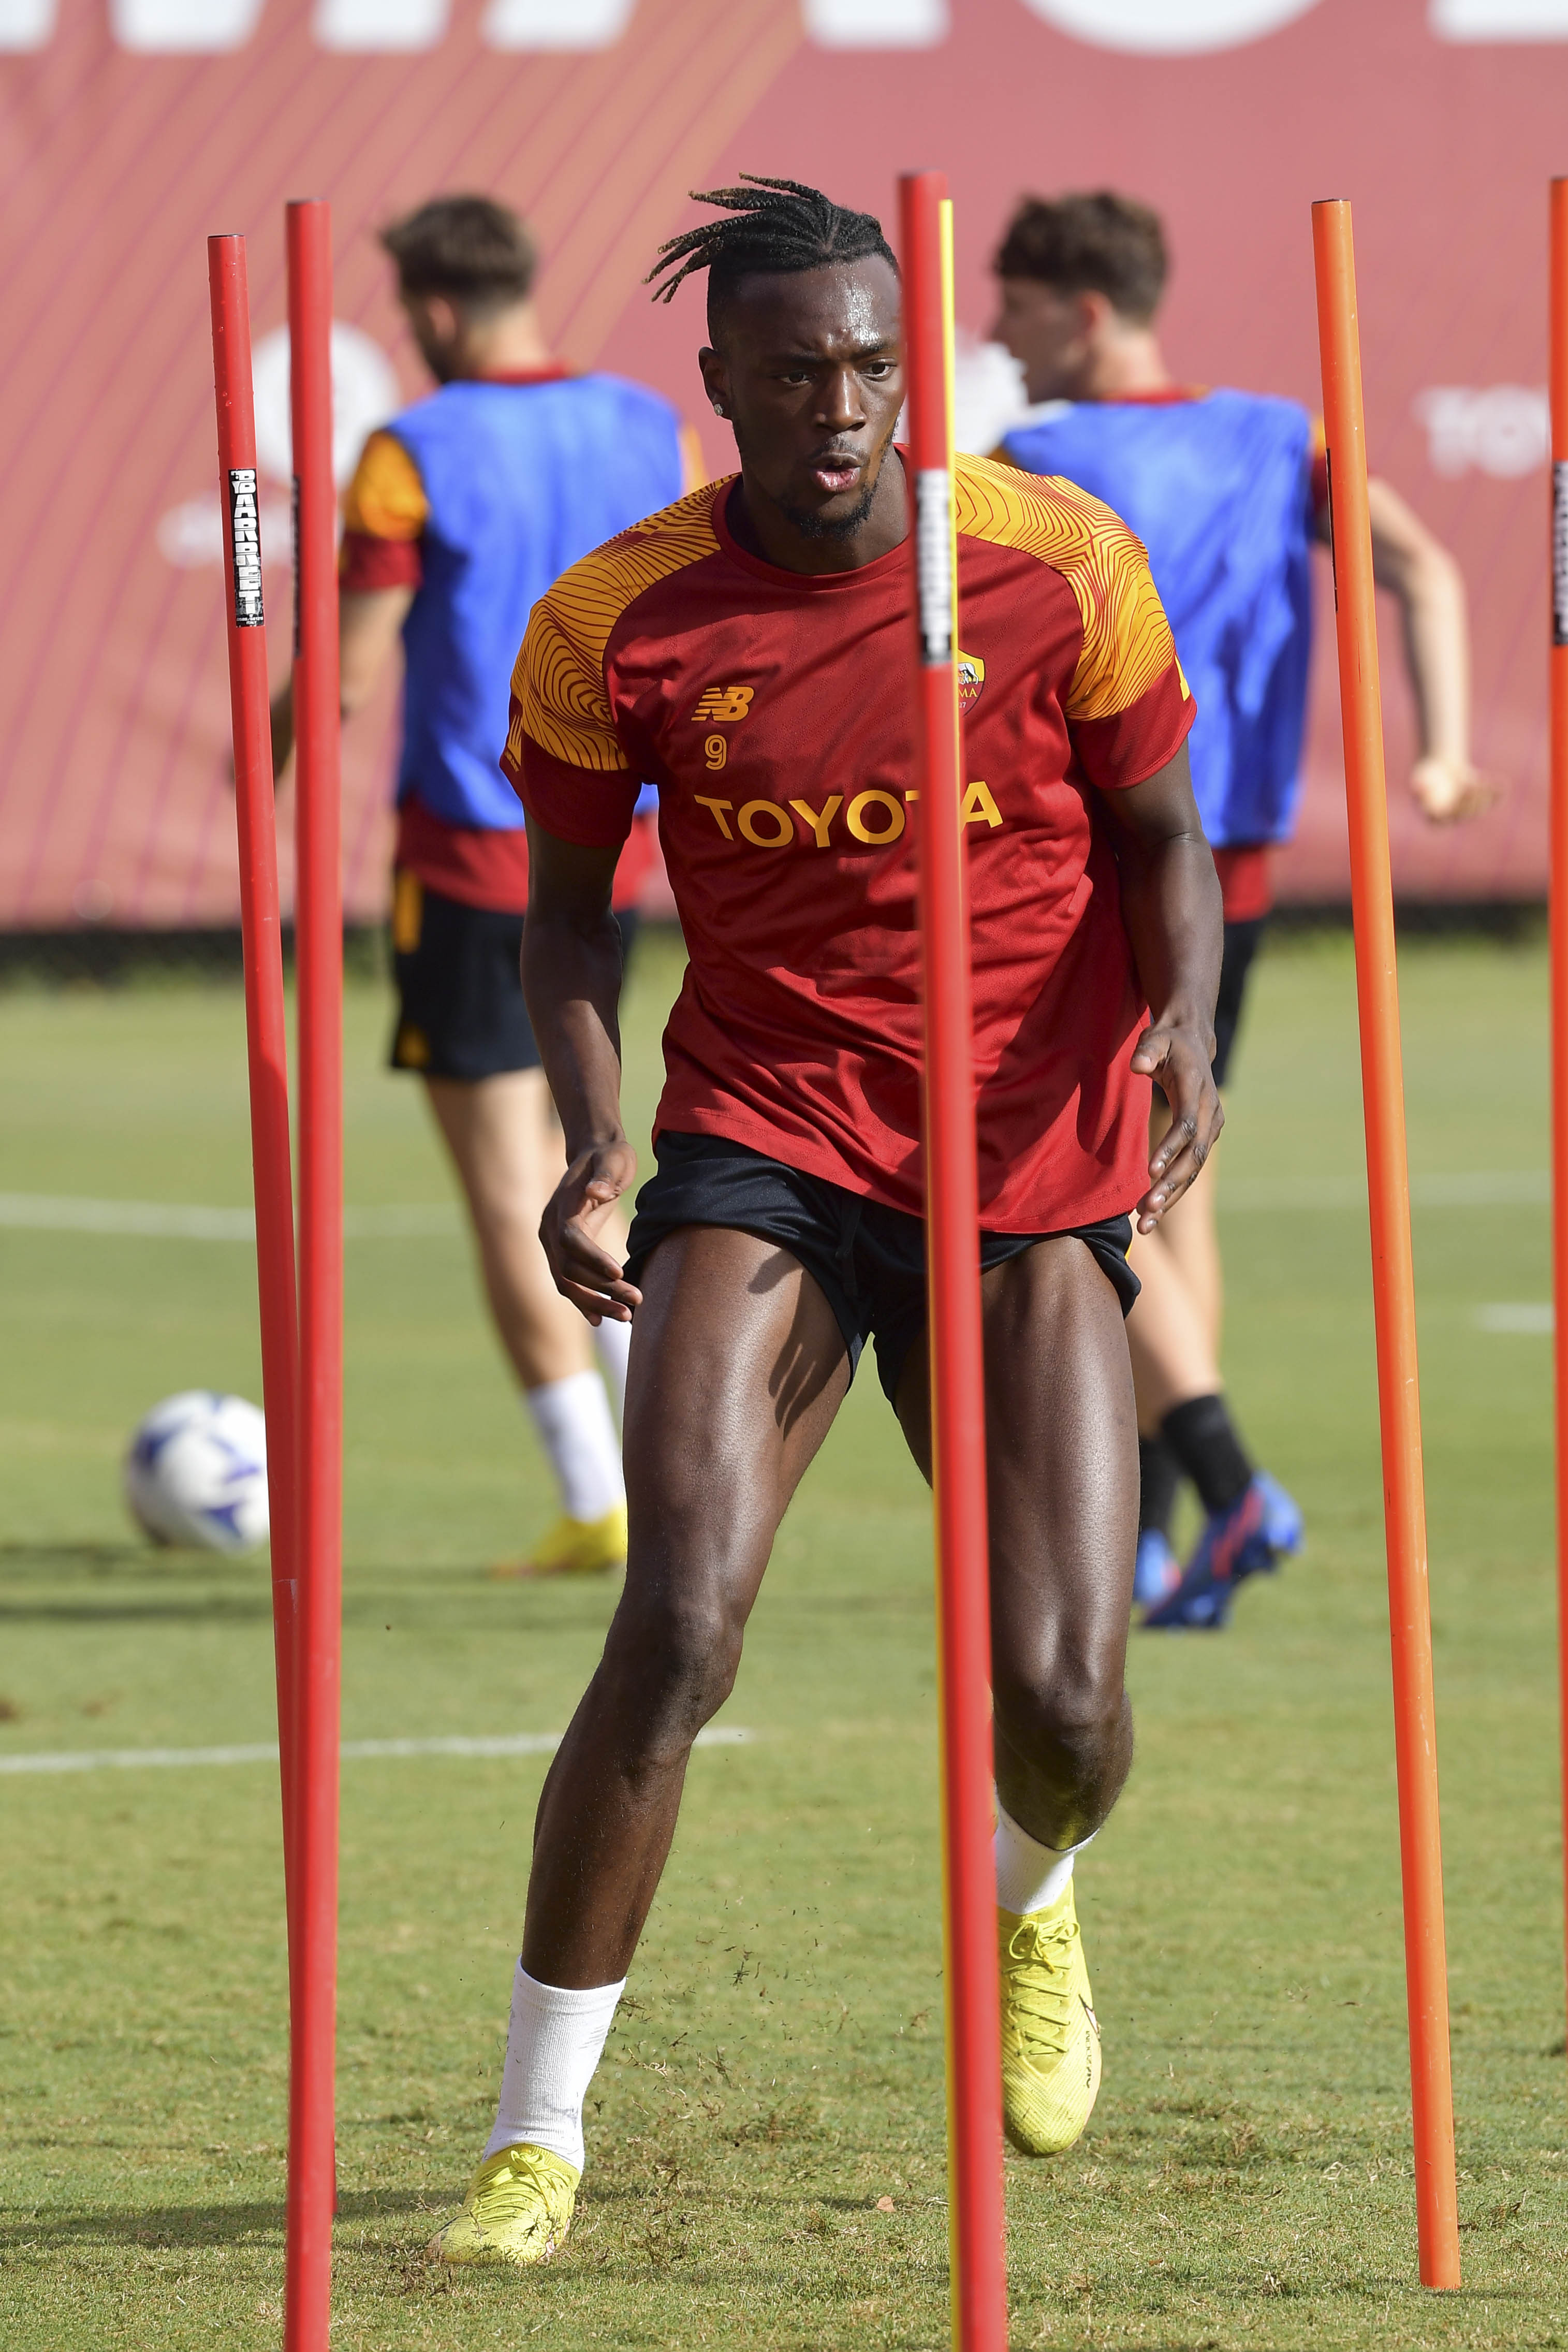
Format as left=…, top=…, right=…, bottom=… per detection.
left=700, top=257, right=903, bottom=544
left=992, top=277, right=1094, bottom=403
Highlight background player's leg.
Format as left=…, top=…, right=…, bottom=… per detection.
left=897, top=1233, right=1137, bottom=1845
left=520, top=1225, right=852, bottom=1989
left=1126, top=1208, right=1221, bottom=1424
left=896, top=1235, right=1135, bottom=2157
left=426, top=1068, right=599, bottom=1388
left=426, top=1071, right=629, bottom=1567
left=1129, top=1180, right=1303, bottom=1630
left=1140, top=1139, right=1223, bottom=1357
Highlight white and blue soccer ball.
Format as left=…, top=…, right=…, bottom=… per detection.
left=123, top=1391, right=270, bottom=1553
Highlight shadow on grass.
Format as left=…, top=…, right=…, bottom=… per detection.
left=0, top=1540, right=280, bottom=1625
left=0, top=2187, right=434, bottom=2249
left=0, top=1596, right=275, bottom=1626
left=0, top=1541, right=164, bottom=1572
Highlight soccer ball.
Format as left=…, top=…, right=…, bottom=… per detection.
left=123, top=1391, right=270, bottom=1553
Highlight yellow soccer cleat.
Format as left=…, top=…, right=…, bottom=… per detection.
left=998, top=1880, right=1102, bottom=2157
left=426, top=2141, right=580, bottom=2270
left=491, top=1502, right=628, bottom=1581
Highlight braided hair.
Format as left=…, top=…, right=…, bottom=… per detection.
left=646, top=175, right=897, bottom=329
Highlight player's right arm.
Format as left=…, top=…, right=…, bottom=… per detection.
left=522, top=822, right=641, bottom=1325
left=1309, top=433, right=1494, bottom=825
left=506, top=558, right=653, bottom=1323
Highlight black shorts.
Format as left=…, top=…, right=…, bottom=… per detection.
left=388, top=873, right=638, bottom=1082
left=624, top=1130, right=1139, bottom=1407
left=1212, top=916, right=1265, bottom=1089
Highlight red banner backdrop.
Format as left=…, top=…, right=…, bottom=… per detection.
left=2, top=0, right=1566, bottom=925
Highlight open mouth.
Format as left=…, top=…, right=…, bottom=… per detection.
left=808, top=455, right=862, bottom=495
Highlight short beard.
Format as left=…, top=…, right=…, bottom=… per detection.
left=776, top=480, right=876, bottom=540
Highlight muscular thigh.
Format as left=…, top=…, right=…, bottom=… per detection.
left=620, top=1224, right=853, bottom=1629
left=897, top=1236, right=1138, bottom=1691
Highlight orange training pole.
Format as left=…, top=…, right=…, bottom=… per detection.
left=900, top=170, right=1009, bottom=2352
left=1549, top=177, right=1568, bottom=2083
left=283, top=196, right=343, bottom=2352
left=207, top=231, right=302, bottom=1970
left=1312, top=197, right=1460, bottom=2290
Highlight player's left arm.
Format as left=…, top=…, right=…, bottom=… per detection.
left=1098, top=740, right=1224, bottom=1232
left=1315, top=475, right=1496, bottom=824
left=268, top=588, right=413, bottom=776
left=269, top=427, right=424, bottom=775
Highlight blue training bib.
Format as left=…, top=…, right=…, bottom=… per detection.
left=390, top=374, right=688, bottom=832
left=1001, top=390, right=1315, bottom=848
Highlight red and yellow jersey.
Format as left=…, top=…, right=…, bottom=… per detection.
left=505, top=453, right=1195, bottom=1230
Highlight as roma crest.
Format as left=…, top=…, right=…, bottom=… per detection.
left=957, top=650, right=986, bottom=711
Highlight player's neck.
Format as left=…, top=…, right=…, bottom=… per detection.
left=727, top=448, right=908, bottom=576
left=446, top=301, right=553, bottom=382
left=1078, top=327, right=1171, bottom=402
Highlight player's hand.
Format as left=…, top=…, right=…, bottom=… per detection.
left=540, top=1139, right=641, bottom=1325
left=1410, top=753, right=1497, bottom=825
left=1130, top=1018, right=1222, bottom=1233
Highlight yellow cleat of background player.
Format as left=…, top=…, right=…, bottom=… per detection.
left=998, top=1880, right=1101, bottom=2156
left=491, top=1501, right=627, bottom=1581
left=426, top=2141, right=579, bottom=2269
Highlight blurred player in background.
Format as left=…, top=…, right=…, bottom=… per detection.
left=990, top=191, right=1493, bottom=1628
left=272, top=195, right=697, bottom=1578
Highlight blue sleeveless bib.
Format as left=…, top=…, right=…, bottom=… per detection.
left=389, top=374, right=686, bottom=831
left=1001, top=390, right=1314, bottom=846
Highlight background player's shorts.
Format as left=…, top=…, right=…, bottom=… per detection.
left=625, top=1131, right=1139, bottom=1406
left=1213, top=916, right=1266, bottom=1089
left=388, top=872, right=638, bottom=1083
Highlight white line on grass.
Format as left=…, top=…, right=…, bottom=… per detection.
left=0, top=1727, right=753, bottom=1777
left=1220, top=1170, right=1549, bottom=1212
left=1475, top=1302, right=1554, bottom=1333
left=0, top=1194, right=459, bottom=1240
left=1, top=1176, right=1549, bottom=1237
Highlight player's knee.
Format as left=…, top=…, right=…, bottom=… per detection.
left=993, top=1652, right=1126, bottom=1783
left=605, top=1587, right=744, bottom=1751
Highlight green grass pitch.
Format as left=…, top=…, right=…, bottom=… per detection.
left=1, top=925, right=1566, bottom=2349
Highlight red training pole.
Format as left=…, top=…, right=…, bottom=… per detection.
left=899, top=170, right=1009, bottom=2352
left=1312, top=198, right=1460, bottom=2291
left=207, top=232, right=302, bottom=1967
left=283, top=196, right=343, bottom=2352
left=1549, top=178, right=1568, bottom=2089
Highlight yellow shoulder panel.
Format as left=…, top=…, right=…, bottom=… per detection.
left=514, top=480, right=726, bottom=773
left=342, top=429, right=428, bottom=540
left=955, top=452, right=1177, bottom=723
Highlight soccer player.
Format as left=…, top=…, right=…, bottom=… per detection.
left=427, top=176, right=1223, bottom=2271
left=989, top=192, right=1492, bottom=1628
left=270, top=195, right=696, bottom=1576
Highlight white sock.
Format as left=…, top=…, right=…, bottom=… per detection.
left=523, top=1369, right=624, bottom=1521
left=591, top=1313, right=632, bottom=1425
left=484, top=1962, right=625, bottom=2172
left=994, top=1801, right=1095, bottom=1917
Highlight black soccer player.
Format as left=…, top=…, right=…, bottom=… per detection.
left=427, top=179, right=1224, bottom=2270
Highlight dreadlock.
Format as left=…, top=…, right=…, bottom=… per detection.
left=646, top=174, right=897, bottom=328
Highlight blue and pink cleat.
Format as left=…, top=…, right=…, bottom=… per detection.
left=1132, top=1527, right=1182, bottom=1610
left=1140, top=1471, right=1303, bottom=1629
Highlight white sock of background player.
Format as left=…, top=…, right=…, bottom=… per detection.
left=523, top=1370, right=623, bottom=1522
left=590, top=1311, right=632, bottom=1424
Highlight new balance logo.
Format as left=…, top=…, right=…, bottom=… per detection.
left=692, top=684, right=755, bottom=723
